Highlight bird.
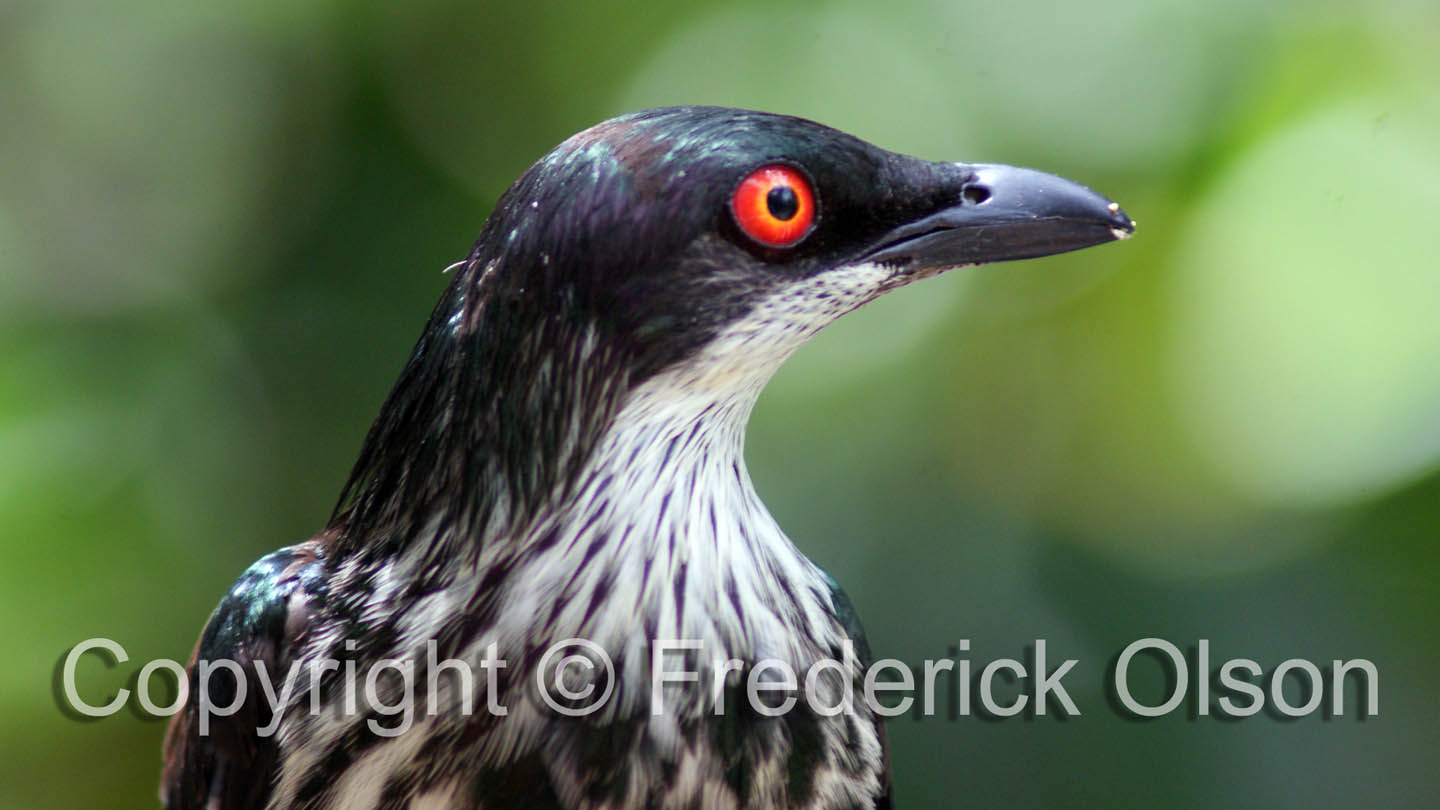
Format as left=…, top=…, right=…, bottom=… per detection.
left=161, top=105, right=1132, bottom=810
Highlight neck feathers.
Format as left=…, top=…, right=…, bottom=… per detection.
left=326, top=260, right=635, bottom=566
left=325, top=249, right=895, bottom=648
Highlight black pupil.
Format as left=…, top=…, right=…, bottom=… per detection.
left=766, top=185, right=799, bottom=221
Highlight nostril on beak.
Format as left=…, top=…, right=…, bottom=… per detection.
left=961, top=184, right=991, bottom=205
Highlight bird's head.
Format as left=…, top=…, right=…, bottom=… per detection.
left=332, top=106, right=1132, bottom=552
left=464, top=106, right=1132, bottom=384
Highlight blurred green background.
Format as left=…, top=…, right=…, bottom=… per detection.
left=5, top=0, right=1438, bottom=807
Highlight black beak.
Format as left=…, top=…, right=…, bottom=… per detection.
left=864, top=163, right=1134, bottom=270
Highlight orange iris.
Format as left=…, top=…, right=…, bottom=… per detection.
left=731, top=165, right=816, bottom=248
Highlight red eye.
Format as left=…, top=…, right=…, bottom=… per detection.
left=731, top=165, right=816, bottom=248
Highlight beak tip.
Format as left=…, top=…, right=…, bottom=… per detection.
left=1103, top=201, right=1136, bottom=241
left=1109, top=211, right=1136, bottom=241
